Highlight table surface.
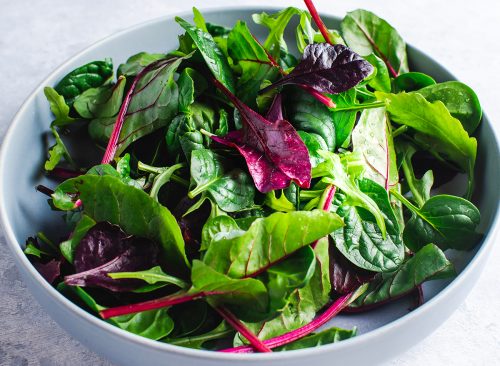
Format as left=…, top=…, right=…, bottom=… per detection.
left=1, top=0, right=499, bottom=365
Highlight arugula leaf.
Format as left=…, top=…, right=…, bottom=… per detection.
left=45, top=126, right=76, bottom=171
left=350, top=244, right=455, bottom=308
left=264, top=190, right=296, bottom=212
left=203, top=210, right=343, bottom=278
left=261, top=43, right=373, bottom=95
left=176, top=17, right=235, bottom=92
left=211, top=80, right=312, bottom=193
left=227, top=21, right=280, bottom=106
left=108, top=266, right=188, bottom=289
left=332, top=178, right=404, bottom=272
left=393, top=192, right=482, bottom=251
left=59, top=214, right=96, bottom=263
left=58, top=283, right=173, bottom=340
left=376, top=91, right=477, bottom=197
left=73, top=75, right=126, bottom=119
left=53, top=175, right=189, bottom=273
left=393, top=72, right=436, bottom=92
left=55, top=59, right=113, bottom=106
left=396, top=141, right=433, bottom=207
left=352, top=107, right=398, bottom=189
left=416, top=81, right=482, bottom=134
left=313, top=151, right=387, bottom=236
left=276, top=326, right=357, bottom=350
left=43, top=87, right=76, bottom=127
left=341, top=9, right=408, bottom=76
left=188, top=149, right=255, bottom=212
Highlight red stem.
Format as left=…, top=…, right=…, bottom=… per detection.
left=101, top=59, right=170, bottom=164
left=99, top=291, right=221, bottom=319
left=303, top=0, right=332, bottom=44
left=220, top=292, right=353, bottom=353
left=49, top=167, right=82, bottom=179
left=215, top=307, right=272, bottom=353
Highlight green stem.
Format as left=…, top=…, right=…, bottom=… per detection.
left=392, top=125, right=408, bottom=138
left=137, top=161, right=164, bottom=174
left=108, top=272, right=189, bottom=289
left=299, top=190, right=324, bottom=199
left=332, top=101, right=385, bottom=112
left=355, top=88, right=376, bottom=99
left=400, top=160, right=425, bottom=208
left=188, top=179, right=217, bottom=198
left=390, top=189, right=441, bottom=234
left=150, top=163, right=186, bottom=200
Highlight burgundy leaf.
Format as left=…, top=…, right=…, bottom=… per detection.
left=33, top=259, right=61, bottom=284
left=330, top=244, right=375, bottom=294
left=265, top=94, right=284, bottom=122
left=260, top=43, right=373, bottom=95
left=66, top=222, right=160, bottom=292
left=212, top=80, right=311, bottom=193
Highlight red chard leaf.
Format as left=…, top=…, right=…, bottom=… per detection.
left=211, top=80, right=311, bottom=193
left=65, top=222, right=160, bottom=292
left=265, top=94, right=284, bottom=122
left=330, top=244, right=375, bottom=295
left=33, top=259, right=61, bottom=284
left=261, top=43, right=373, bottom=95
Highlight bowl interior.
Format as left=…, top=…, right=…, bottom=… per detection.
left=1, top=6, right=499, bottom=355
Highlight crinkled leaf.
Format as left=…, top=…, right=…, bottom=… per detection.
left=341, top=9, right=408, bottom=75
left=350, top=244, right=455, bottom=308
left=402, top=195, right=481, bottom=252
left=55, top=59, right=113, bottom=106
left=189, top=149, right=255, bottom=212
left=203, top=210, right=343, bottom=278
left=331, top=178, right=404, bottom=272
left=211, top=81, right=312, bottom=193
left=53, top=175, right=188, bottom=273
left=262, top=43, right=373, bottom=95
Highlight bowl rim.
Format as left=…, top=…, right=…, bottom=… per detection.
left=1, top=5, right=499, bottom=361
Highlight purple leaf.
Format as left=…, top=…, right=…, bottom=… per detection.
left=265, top=94, right=284, bottom=122
left=330, top=245, right=375, bottom=295
left=66, top=222, right=160, bottom=292
left=33, top=259, right=61, bottom=284
left=211, top=80, right=311, bottom=193
left=261, top=43, right=373, bottom=95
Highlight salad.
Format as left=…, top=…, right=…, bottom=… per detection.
left=25, top=0, right=482, bottom=353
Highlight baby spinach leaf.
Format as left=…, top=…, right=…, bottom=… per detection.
left=276, top=326, right=357, bottom=351
left=376, top=91, right=477, bottom=197
left=201, top=215, right=242, bottom=251
left=397, top=194, right=481, bottom=251
left=189, top=149, right=255, bottom=212
left=416, top=81, right=482, bottom=134
left=341, top=9, right=408, bottom=76
left=313, top=151, right=387, bottom=236
left=59, top=214, right=96, bottom=263
left=287, top=89, right=335, bottom=152
left=350, top=244, right=455, bottom=308
left=203, top=210, right=343, bottom=278
left=396, top=141, right=433, bottom=207
left=228, top=21, right=280, bottom=106
left=329, top=89, right=358, bottom=148
left=45, top=126, right=76, bottom=171
left=73, top=75, right=126, bottom=119
left=55, top=59, right=113, bottom=106
left=331, top=178, right=404, bottom=272
left=43, top=87, right=76, bottom=127
left=58, top=284, right=173, bottom=340
left=261, top=43, right=373, bottom=95
left=190, top=260, right=269, bottom=318
left=176, top=17, right=235, bottom=93
left=53, top=175, right=189, bottom=273
left=352, top=107, right=398, bottom=189
left=211, top=80, right=312, bottom=193
left=393, top=72, right=436, bottom=92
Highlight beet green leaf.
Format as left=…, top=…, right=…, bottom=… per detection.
left=275, top=326, right=357, bottom=351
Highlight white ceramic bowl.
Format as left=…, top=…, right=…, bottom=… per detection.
left=1, top=7, right=499, bottom=366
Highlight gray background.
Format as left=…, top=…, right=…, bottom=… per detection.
left=1, top=0, right=499, bottom=365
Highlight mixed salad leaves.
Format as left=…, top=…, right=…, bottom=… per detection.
left=26, top=0, right=483, bottom=353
